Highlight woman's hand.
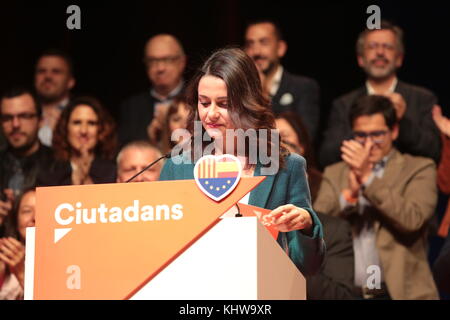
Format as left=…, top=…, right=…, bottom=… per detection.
left=0, top=237, right=26, bottom=288
left=267, top=204, right=313, bottom=234
left=71, top=146, right=94, bottom=185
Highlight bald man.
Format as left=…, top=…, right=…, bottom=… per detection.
left=116, top=141, right=164, bottom=183
left=118, top=34, right=186, bottom=146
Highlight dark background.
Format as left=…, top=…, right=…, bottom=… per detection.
left=1, top=0, right=449, bottom=132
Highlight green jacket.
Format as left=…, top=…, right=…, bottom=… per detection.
left=159, top=152, right=325, bottom=276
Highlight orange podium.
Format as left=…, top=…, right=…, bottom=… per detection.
left=24, top=177, right=306, bottom=300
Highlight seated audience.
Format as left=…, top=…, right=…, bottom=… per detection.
left=320, top=21, right=440, bottom=167
left=314, top=95, right=439, bottom=299
left=0, top=188, right=36, bottom=300
left=39, top=97, right=117, bottom=186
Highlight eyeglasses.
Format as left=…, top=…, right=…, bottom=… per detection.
left=365, top=42, right=396, bottom=51
left=353, top=130, right=389, bottom=144
left=144, top=55, right=182, bottom=67
left=1, top=112, right=38, bottom=123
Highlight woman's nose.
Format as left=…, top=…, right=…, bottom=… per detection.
left=207, top=104, right=220, bottom=119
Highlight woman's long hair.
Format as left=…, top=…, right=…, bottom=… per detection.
left=52, top=96, right=117, bottom=161
left=184, top=47, right=287, bottom=168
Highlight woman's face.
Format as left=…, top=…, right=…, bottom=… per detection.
left=275, top=118, right=303, bottom=154
left=169, top=102, right=189, bottom=134
left=17, top=190, right=36, bottom=241
left=67, top=105, right=99, bottom=154
left=197, top=75, right=234, bottom=142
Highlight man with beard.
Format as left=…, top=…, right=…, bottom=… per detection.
left=319, top=21, right=440, bottom=167
left=34, top=49, right=76, bottom=147
left=118, top=34, right=186, bottom=146
left=244, top=19, right=320, bottom=142
left=0, top=88, right=54, bottom=233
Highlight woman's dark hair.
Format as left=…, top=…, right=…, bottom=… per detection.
left=275, top=112, right=318, bottom=169
left=185, top=47, right=287, bottom=168
left=0, top=86, right=42, bottom=119
left=3, top=187, right=36, bottom=242
left=52, top=96, right=117, bottom=161
left=349, top=95, right=397, bottom=129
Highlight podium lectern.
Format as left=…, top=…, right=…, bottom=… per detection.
left=25, top=178, right=306, bottom=300
left=130, top=217, right=305, bottom=300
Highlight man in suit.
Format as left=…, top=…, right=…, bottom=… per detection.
left=319, top=21, right=440, bottom=168
left=119, top=34, right=186, bottom=146
left=0, top=88, right=54, bottom=232
left=314, top=95, right=439, bottom=299
left=244, top=19, right=320, bottom=142
left=306, top=212, right=356, bottom=300
left=34, top=49, right=76, bottom=147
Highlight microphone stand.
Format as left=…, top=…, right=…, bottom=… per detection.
left=125, top=153, right=170, bottom=183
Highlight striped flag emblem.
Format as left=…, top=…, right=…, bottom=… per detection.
left=194, top=155, right=242, bottom=201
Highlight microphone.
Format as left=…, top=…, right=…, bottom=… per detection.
left=126, top=152, right=171, bottom=183
left=235, top=203, right=242, bottom=217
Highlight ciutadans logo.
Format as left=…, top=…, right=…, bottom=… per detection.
left=53, top=200, right=184, bottom=243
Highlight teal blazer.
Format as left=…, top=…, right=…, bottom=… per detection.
left=159, top=153, right=325, bottom=276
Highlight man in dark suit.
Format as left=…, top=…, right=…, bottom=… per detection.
left=307, top=212, right=356, bottom=300
left=118, top=34, right=186, bottom=146
left=34, top=49, right=76, bottom=147
left=319, top=21, right=440, bottom=168
left=244, top=20, right=320, bottom=142
left=0, top=88, right=55, bottom=230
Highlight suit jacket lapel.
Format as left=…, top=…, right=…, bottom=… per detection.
left=271, top=69, right=289, bottom=103
left=381, top=149, right=404, bottom=188
left=248, top=162, right=276, bottom=208
left=373, top=149, right=403, bottom=232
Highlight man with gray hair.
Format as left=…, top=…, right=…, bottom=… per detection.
left=116, top=141, right=164, bottom=183
left=118, top=34, right=186, bottom=146
left=319, top=21, right=440, bottom=168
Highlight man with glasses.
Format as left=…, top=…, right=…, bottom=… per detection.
left=119, top=34, right=186, bottom=146
left=0, top=88, right=54, bottom=234
left=319, top=20, right=440, bottom=168
left=314, top=95, right=439, bottom=299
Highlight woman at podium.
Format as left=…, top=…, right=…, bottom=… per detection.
left=159, top=47, right=325, bottom=276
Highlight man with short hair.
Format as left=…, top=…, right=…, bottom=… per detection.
left=34, top=49, right=76, bottom=146
left=244, top=19, right=320, bottom=141
left=320, top=21, right=440, bottom=167
left=0, top=88, right=54, bottom=227
left=314, top=95, right=439, bottom=299
left=119, top=34, right=186, bottom=146
left=116, top=141, right=164, bottom=183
